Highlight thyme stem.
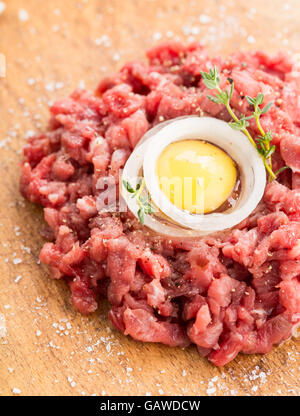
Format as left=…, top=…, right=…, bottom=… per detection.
left=200, top=67, right=286, bottom=181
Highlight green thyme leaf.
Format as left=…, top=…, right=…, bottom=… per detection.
left=229, top=80, right=234, bottom=100
left=137, top=207, right=145, bottom=224
left=136, top=179, right=143, bottom=191
left=202, top=78, right=218, bottom=90
left=261, top=102, right=273, bottom=114
left=143, top=202, right=155, bottom=214
left=256, top=93, right=264, bottom=106
left=229, top=115, right=249, bottom=131
left=274, top=166, right=290, bottom=176
left=246, top=96, right=256, bottom=106
left=123, top=180, right=135, bottom=193
left=123, top=179, right=155, bottom=224
left=207, top=94, right=223, bottom=104
left=201, top=67, right=281, bottom=181
left=265, top=145, right=276, bottom=159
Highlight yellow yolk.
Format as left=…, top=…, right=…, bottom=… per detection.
left=156, top=140, right=237, bottom=214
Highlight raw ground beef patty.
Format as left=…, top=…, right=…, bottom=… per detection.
left=20, top=42, right=300, bottom=366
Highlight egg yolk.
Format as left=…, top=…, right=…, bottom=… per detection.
left=156, top=140, right=237, bottom=214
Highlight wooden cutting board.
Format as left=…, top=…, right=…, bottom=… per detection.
left=0, top=0, right=299, bottom=396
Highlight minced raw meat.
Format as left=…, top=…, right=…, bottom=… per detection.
left=20, top=42, right=300, bottom=366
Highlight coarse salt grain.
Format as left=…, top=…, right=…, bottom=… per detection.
left=12, top=388, right=21, bottom=394
left=112, top=53, right=120, bottom=61
left=0, top=314, right=7, bottom=337
left=152, top=32, right=162, bottom=41
left=27, top=77, right=36, bottom=86
left=67, top=376, right=76, bottom=387
left=0, top=2, right=6, bottom=14
left=18, top=9, right=29, bottom=22
left=247, top=35, right=256, bottom=44
left=199, top=14, right=211, bottom=24
left=95, top=35, right=111, bottom=47
left=206, top=387, right=216, bottom=395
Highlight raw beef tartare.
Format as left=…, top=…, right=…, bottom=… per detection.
left=20, top=42, right=300, bottom=366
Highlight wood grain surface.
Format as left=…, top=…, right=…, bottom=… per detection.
left=0, top=0, right=299, bottom=397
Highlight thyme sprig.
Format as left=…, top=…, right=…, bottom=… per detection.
left=200, top=67, right=289, bottom=181
left=122, top=179, right=155, bottom=224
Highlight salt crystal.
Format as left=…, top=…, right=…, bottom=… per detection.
left=12, top=388, right=21, bottom=395
left=45, top=82, right=55, bottom=92
left=67, top=376, right=76, bottom=387
left=36, top=330, right=41, bottom=337
left=14, top=275, right=22, bottom=283
left=199, top=14, right=211, bottom=24
left=25, top=130, right=35, bottom=139
left=206, top=387, right=216, bottom=395
left=13, top=258, right=22, bottom=264
left=18, top=9, right=29, bottom=22
left=152, top=32, right=162, bottom=41
left=247, top=35, right=256, bottom=44
left=158, top=389, right=164, bottom=395
left=27, top=77, right=36, bottom=86
left=55, top=81, right=64, bottom=89
left=0, top=2, right=6, bottom=14
left=0, top=314, right=7, bottom=337
left=95, top=35, right=111, bottom=47
left=112, top=53, right=120, bottom=62
left=259, top=371, right=267, bottom=383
